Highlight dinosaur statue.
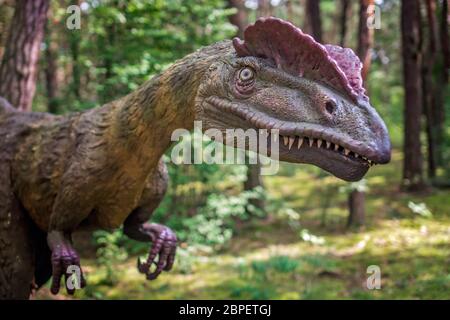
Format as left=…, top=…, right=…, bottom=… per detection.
left=0, top=17, right=390, bottom=299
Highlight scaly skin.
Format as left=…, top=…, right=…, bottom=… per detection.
left=0, top=18, right=390, bottom=298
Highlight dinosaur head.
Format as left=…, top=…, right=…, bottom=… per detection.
left=195, top=17, right=390, bottom=181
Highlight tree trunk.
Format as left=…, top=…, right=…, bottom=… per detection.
left=230, top=0, right=265, bottom=215
left=0, top=0, right=51, bottom=299
left=401, top=0, right=426, bottom=191
left=258, top=0, right=270, bottom=17
left=421, top=0, right=441, bottom=179
left=66, top=0, right=82, bottom=100
left=44, top=16, right=59, bottom=114
left=286, top=0, right=294, bottom=23
left=440, top=0, right=449, bottom=83
left=0, top=0, right=50, bottom=111
left=244, top=162, right=265, bottom=214
left=305, top=0, right=322, bottom=42
left=228, top=0, right=247, bottom=38
left=347, top=0, right=374, bottom=227
left=0, top=1, right=15, bottom=59
left=339, top=0, right=351, bottom=47
left=437, top=0, right=448, bottom=176
left=347, top=191, right=365, bottom=227
left=69, top=29, right=81, bottom=100
left=357, top=0, right=374, bottom=86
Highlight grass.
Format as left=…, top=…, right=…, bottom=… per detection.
left=35, top=150, right=450, bottom=300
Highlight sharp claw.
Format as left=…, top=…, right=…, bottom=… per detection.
left=146, top=272, right=157, bottom=280
left=137, top=257, right=149, bottom=274
left=138, top=225, right=178, bottom=280
left=48, top=233, right=85, bottom=295
left=164, top=247, right=176, bottom=271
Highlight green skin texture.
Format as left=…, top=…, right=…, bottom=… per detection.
left=0, top=38, right=390, bottom=298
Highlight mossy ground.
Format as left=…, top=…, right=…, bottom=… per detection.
left=36, top=151, right=450, bottom=300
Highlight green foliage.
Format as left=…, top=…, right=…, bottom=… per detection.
left=93, top=229, right=128, bottom=284
left=58, top=0, right=235, bottom=108
left=35, top=0, right=235, bottom=112
left=179, top=186, right=266, bottom=248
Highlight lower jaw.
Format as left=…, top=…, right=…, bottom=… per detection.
left=223, top=135, right=370, bottom=181
left=277, top=146, right=369, bottom=182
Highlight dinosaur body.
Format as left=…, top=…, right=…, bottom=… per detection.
left=0, top=18, right=390, bottom=299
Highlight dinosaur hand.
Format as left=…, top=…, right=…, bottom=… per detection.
left=47, top=231, right=86, bottom=295
left=137, top=224, right=177, bottom=280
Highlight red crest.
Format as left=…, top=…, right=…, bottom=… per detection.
left=232, top=17, right=367, bottom=102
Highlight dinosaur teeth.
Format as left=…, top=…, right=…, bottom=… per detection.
left=288, top=137, right=295, bottom=149
left=277, top=135, right=370, bottom=163
left=317, top=139, right=323, bottom=148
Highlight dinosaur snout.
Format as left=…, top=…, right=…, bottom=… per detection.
left=368, top=107, right=391, bottom=164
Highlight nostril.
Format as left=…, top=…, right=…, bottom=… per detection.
left=325, top=100, right=336, bottom=115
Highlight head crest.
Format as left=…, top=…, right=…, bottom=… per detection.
left=232, top=17, right=367, bottom=102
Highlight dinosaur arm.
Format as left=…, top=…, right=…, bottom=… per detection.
left=124, top=211, right=177, bottom=279
left=123, top=159, right=177, bottom=279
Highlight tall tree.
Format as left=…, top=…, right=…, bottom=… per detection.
left=305, top=0, right=322, bottom=42
left=421, top=0, right=441, bottom=179
left=438, top=0, right=449, bottom=175
left=44, top=11, right=59, bottom=114
left=347, top=183, right=366, bottom=227
left=0, top=0, right=50, bottom=111
left=258, top=0, right=271, bottom=17
left=286, top=0, right=294, bottom=23
left=401, top=0, right=425, bottom=191
left=0, top=1, right=15, bottom=59
left=228, top=0, right=247, bottom=38
left=357, top=0, right=374, bottom=85
left=68, top=0, right=81, bottom=100
left=440, top=0, right=449, bottom=83
left=339, top=0, right=352, bottom=47
left=347, top=0, right=374, bottom=227
left=231, top=0, right=265, bottom=214
left=0, top=0, right=50, bottom=298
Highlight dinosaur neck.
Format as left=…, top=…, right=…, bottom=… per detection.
left=111, top=40, right=232, bottom=169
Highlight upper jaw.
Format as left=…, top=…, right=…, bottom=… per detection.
left=203, top=96, right=391, bottom=166
left=276, top=137, right=370, bottom=181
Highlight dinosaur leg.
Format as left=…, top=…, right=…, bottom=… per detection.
left=124, top=159, right=177, bottom=280
left=46, top=179, right=93, bottom=295
left=46, top=231, right=86, bottom=295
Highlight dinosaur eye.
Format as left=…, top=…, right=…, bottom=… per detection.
left=239, top=67, right=255, bottom=82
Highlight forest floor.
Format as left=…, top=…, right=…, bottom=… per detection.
left=36, top=150, right=450, bottom=300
